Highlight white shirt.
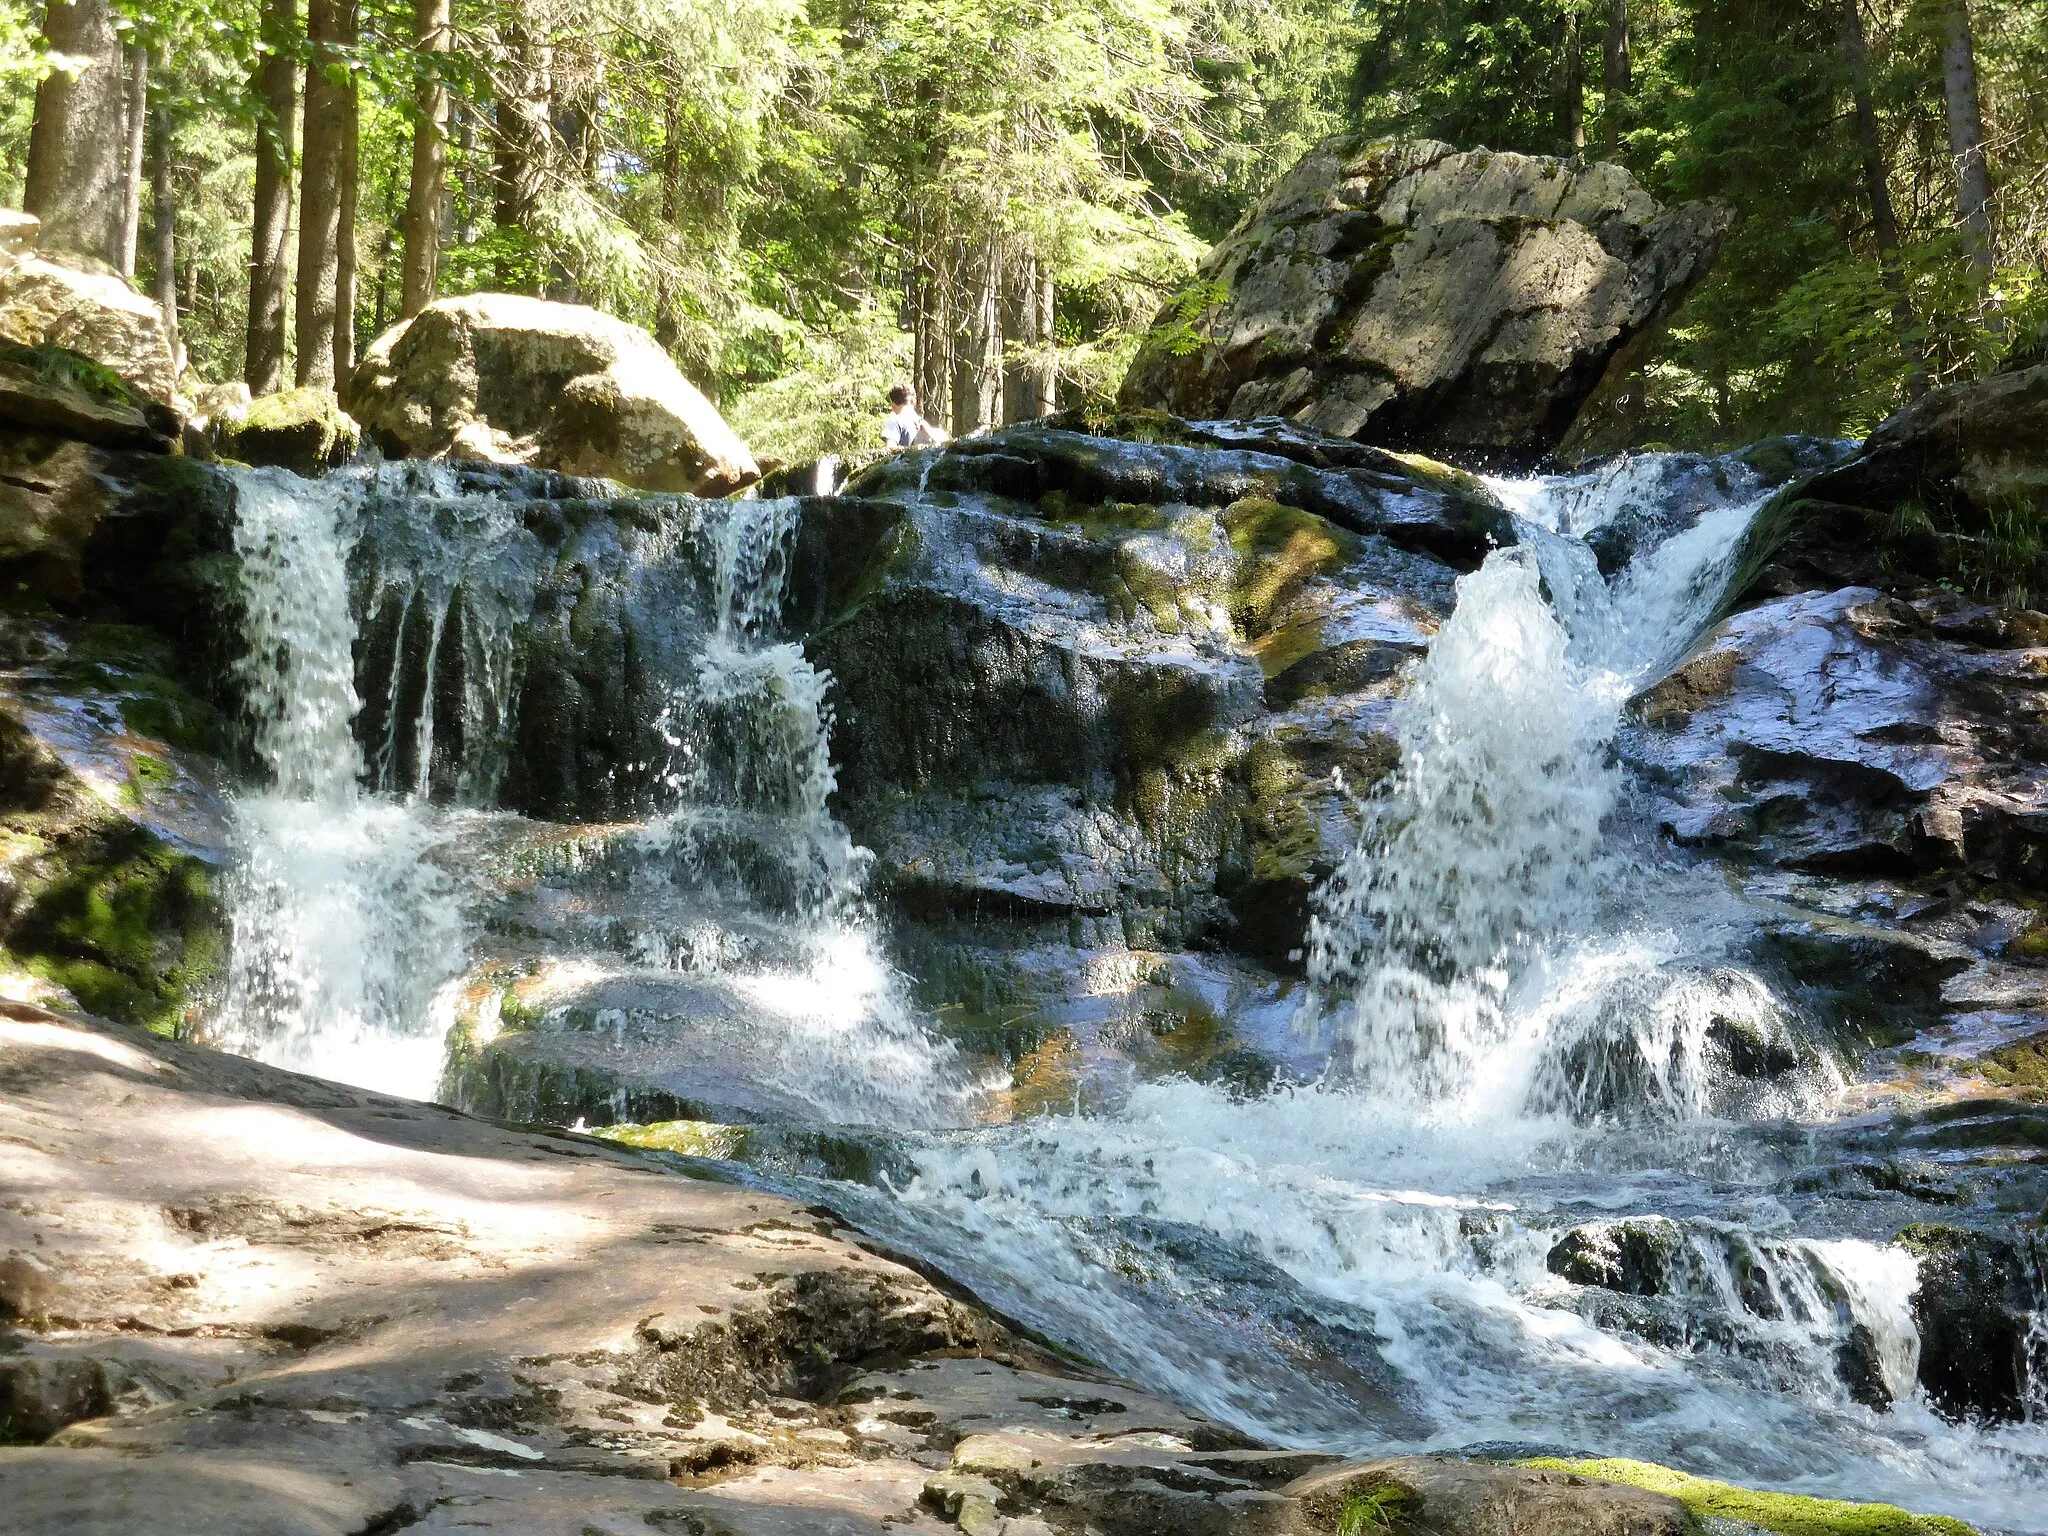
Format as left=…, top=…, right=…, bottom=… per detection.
left=883, top=407, right=939, bottom=448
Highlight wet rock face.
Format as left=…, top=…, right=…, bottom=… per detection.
left=1118, top=138, right=1729, bottom=466
left=810, top=418, right=1488, bottom=966
left=348, top=292, right=760, bottom=496
left=1626, top=588, right=2048, bottom=885
left=1897, top=1223, right=2046, bottom=1423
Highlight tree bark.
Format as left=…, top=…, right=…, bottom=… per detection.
left=333, top=1, right=359, bottom=384
left=1941, top=0, right=1995, bottom=292
left=148, top=61, right=179, bottom=371
left=294, top=0, right=347, bottom=388
left=1562, top=11, right=1585, bottom=154
left=1840, top=0, right=1926, bottom=396
left=951, top=241, right=1001, bottom=438
left=118, top=44, right=147, bottom=277
left=245, top=0, right=299, bottom=395
left=1034, top=274, right=1057, bottom=416
left=654, top=100, right=682, bottom=350
left=1002, top=251, right=1049, bottom=424
left=1603, top=0, right=1630, bottom=156
left=493, top=20, right=552, bottom=291
left=400, top=0, right=451, bottom=317
left=24, top=0, right=126, bottom=265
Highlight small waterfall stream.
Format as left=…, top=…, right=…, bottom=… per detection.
left=199, top=451, right=2048, bottom=1529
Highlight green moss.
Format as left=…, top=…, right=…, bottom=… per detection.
left=1221, top=497, right=1355, bottom=636
left=1516, top=1458, right=1976, bottom=1536
left=7, top=828, right=221, bottom=1036
left=1336, top=1485, right=1419, bottom=1536
left=1979, top=1031, right=2048, bottom=1090
left=593, top=1119, right=750, bottom=1159
left=119, top=752, right=173, bottom=807
left=0, top=339, right=146, bottom=411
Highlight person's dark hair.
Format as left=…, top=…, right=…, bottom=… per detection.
left=887, top=384, right=912, bottom=408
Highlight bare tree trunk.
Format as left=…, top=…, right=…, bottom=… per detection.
left=655, top=100, right=682, bottom=350
left=148, top=61, right=179, bottom=371
left=333, top=2, right=359, bottom=383
left=951, top=241, right=1001, bottom=438
left=294, top=0, right=346, bottom=387
left=1941, top=0, right=1995, bottom=295
left=1002, top=250, right=1045, bottom=424
left=245, top=0, right=299, bottom=395
left=24, top=0, right=126, bottom=265
left=1034, top=273, right=1057, bottom=416
left=1603, top=0, right=1630, bottom=156
left=1562, top=12, right=1585, bottom=154
left=493, top=21, right=552, bottom=291
left=400, top=0, right=451, bottom=317
left=1840, top=0, right=1926, bottom=397
left=118, top=44, right=147, bottom=277
left=912, top=225, right=951, bottom=429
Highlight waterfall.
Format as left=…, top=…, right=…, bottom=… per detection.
left=1303, top=473, right=1786, bottom=1120
left=215, top=470, right=464, bottom=1099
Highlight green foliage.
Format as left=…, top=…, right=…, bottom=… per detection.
left=1333, top=1483, right=1418, bottom=1536
left=1146, top=278, right=1231, bottom=357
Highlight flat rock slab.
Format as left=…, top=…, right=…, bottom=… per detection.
left=0, top=1004, right=1268, bottom=1534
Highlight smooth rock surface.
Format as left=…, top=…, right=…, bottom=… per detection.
left=0, top=1004, right=1312, bottom=1535
left=349, top=293, right=759, bottom=495
left=1118, top=138, right=1729, bottom=464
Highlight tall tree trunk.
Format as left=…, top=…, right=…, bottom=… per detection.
left=118, top=44, right=147, bottom=277
left=1840, top=0, right=1926, bottom=397
left=148, top=60, right=179, bottom=371
left=1034, top=274, right=1057, bottom=416
left=951, top=241, right=1001, bottom=438
left=1940, top=0, right=1995, bottom=295
left=148, top=129, right=178, bottom=353
left=245, top=0, right=299, bottom=395
left=400, top=0, right=451, bottom=317
left=912, top=221, right=951, bottom=428
left=294, top=0, right=346, bottom=387
left=1562, top=12, right=1585, bottom=154
left=1603, top=0, right=1630, bottom=156
left=1002, top=251, right=1051, bottom=424
left=654, top=100, right=682, bottom=350
left=23, top=0, right=126, bottom=265
left=493, top=21, right=552, bottom=291
left=333, top=2, right=359, bottom=384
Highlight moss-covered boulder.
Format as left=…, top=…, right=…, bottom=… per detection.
left=1118, top=137, right=1730, bottom=466
left=1285, top=1455, right=1694, bottom=1536
left=217, top=386, right=360, bottom=475
left=1511, top=1458, right=1973, bottom=1536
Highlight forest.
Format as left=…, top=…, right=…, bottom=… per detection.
left=3, top=0, right=2046, bottom=463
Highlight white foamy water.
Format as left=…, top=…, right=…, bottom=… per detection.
left=215, top=470, right=465, bottom=1100
left=816, top=454, right=2048, bottom=1530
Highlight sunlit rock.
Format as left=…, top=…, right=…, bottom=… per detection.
left=1118, top=138, right=1730, bottom=466
left=348, top=292, right=760, bottom=495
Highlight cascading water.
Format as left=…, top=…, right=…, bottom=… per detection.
left=214, top=470, right=464, bottom=1097
left=786, top=452, right=2048, bottom=1530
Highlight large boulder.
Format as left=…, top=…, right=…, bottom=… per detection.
left=1118, top=137, right=1730, bottom=466
left=215, top=385, right=361, bottom=474
left=348, top=292, right=759, bottom=495
left=0, top=252, right=180, bottom=409
left=1742, top=364, right=2048, bottom=605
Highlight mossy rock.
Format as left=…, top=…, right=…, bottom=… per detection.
left=222, top=387, right=361, bottom=476
left=1515, top=1457, right=1975, bottom=1536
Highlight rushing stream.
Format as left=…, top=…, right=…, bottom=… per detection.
left=204, top=450, right=2048, bottom=1530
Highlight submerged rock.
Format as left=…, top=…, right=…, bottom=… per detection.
left=348, top=292, right=759, bottom=495
left=1118, top=137, right=1729, bottom=465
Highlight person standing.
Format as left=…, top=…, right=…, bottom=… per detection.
left=882, top=384, right=949, bottom=449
